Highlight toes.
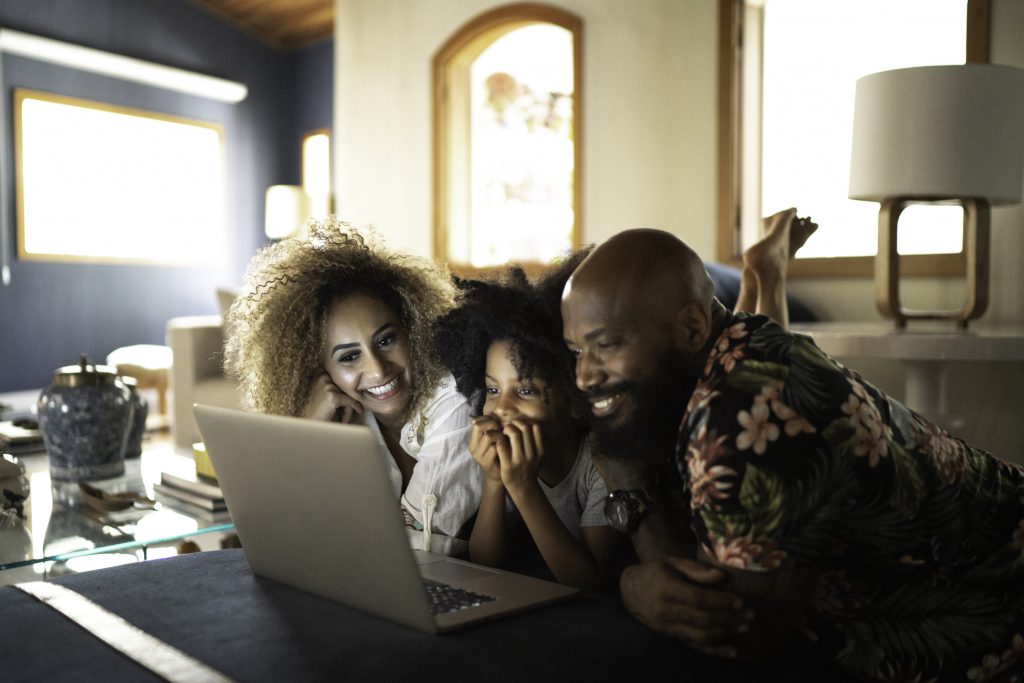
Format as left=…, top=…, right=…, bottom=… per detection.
left=789, top=216, right=819, bottom=256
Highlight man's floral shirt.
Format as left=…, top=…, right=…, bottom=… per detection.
left=677, top=312, right=1024, bottom=681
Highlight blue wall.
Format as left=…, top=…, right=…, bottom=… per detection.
left=0, top=0, right=333, bottom=391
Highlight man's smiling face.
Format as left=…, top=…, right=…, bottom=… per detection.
left=561, top=278, right=689, bottom=456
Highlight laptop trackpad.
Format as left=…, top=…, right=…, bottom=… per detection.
left=420, top=559, right=499, bottom=583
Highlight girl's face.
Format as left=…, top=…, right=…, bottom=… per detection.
left=482, top=340, right=569, bottom=435
left=323, top=293, right=413, bottom=425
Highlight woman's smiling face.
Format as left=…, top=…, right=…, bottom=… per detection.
left=323, top=292, right=414, bottom=427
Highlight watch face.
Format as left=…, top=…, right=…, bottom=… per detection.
left=607, top=499, right=631, bottom=531
left=604, top=491, right=638, bottom=534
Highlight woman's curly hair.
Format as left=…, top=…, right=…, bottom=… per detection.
left=224, top=217, right=455, bottom=419
left=432, top=247, right=592, bottom=424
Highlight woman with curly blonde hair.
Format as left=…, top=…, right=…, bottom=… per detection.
left=224, top=217, right=482, bottom=555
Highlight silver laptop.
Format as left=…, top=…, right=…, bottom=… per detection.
left=192, top=404, right=578, bottom=634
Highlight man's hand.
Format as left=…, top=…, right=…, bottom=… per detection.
left=620, top=557, right=753, bottom=659
left=495, top=418, right=544, bottom=494
left=470, top=416, right=503, bottom=483
left=301, top=372, right=363, bottom=423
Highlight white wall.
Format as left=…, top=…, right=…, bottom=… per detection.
left=333, top=0, right=717, bottom=257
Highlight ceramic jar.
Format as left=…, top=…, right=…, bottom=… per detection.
left=120, top=376, right=149, bottom=459
left=37, top=356, right=133, bottom=482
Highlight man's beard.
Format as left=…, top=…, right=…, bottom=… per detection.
left=589, top=357, right=692, bottom=468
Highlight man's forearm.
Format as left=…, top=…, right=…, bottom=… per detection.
left=630, top=504, right=696, bottom=561
left=594, top=455, right=696, bottom=561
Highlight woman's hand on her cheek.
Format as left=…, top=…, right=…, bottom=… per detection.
left=334, top=394, right=364, bottom=424
left=302, top=372, right=362, bottom=422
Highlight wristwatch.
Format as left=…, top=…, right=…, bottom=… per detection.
left=604, top=489, right=652, bottom=534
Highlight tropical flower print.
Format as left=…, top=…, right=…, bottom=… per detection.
left=913, top=416, right=970, bottom=485
left=685, top=385, right=720, bottom=416
left=704, top=320, right=748, bottom=375
left=840, top=379, right=892, bottom=467
left=676, top=312, right=1024, bottom=682
left=703, top=532, right=787, bottom=571
left=966, top=634, right=1024, bottom=682
left=686, top=424, right=734, bottom=509
left=736, top=394, right=780, bottom=455
left=810, top=570, right=870, bottom=618
left=761, top=386, right=815, bottom=437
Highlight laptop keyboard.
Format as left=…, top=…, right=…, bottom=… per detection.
left=423, top=581, right=496, bottom=614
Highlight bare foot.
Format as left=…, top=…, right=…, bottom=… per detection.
left=789, top=214, right=818, bottom=258
left=748, top=207, right=819, bottom=269
left=744, top=208, right=796, bottom=278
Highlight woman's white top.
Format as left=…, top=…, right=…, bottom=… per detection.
left=362, top=375, right=482, bottom=556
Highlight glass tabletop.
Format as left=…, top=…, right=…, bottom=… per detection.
left=0, top=433, right=235, bottom=582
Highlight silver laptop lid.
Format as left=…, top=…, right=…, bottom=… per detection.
left=192, top=404, right=438, bottom=633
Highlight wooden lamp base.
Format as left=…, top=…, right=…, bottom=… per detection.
left=875, top=197, right=990, bottom=329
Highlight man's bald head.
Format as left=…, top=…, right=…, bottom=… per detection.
left=564, top=228, right=715, bottom=321
left=560, top=228, right=720, bottom=464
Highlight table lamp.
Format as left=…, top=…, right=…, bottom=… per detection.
left=849, top=64, right=1024, bottom=328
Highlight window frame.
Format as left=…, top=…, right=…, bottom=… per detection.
left=716, top=0, right=991, bottom=277
left=432, top=2, right=582, bottom=275
left=14, top=88, right=227, bottom=266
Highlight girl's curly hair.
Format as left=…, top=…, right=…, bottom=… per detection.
left=224, top=217, right=455, bottom=419
left=432, top=247, right=592, bottom=424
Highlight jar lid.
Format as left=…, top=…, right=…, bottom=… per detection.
left=53, top=355, right=119, bottom=387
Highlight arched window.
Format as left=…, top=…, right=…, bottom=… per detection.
left=433, top=4, right=582, bottom=271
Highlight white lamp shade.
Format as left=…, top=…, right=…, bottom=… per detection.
left=849, top=64, right=1024, bottom=204
left=264, top=185, right=311, bottom=239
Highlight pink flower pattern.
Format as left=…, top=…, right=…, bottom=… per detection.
left=685, top=384, right=720, bottom=416
left=913, top=418, right=970, bottom=485
left=704, top=321, right=747, bottom=375
left=736, top=395, right=780, bottom=455
left=840, top=380, right=892, bottom=468
left=686, top=424, right=734, bottom=510
left=761, top=386, right=816, bottom=437
left=703, top=532, right=786, bottom=571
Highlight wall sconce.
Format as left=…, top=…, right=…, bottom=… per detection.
left=849, top=64, right=1024, bottom=328
left=264, top=185, right=311, bottom=240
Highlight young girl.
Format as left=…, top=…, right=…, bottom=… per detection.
left=433, top=255, right=624, bottom=593
left=224, top=218, right=482, bottom=555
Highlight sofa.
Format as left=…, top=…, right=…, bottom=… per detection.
left=166, top=313, right=241, bottom=449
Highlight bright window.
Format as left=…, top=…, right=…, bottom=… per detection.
left=729, top=0, right=976, bottom=265
left=434, top=6, right=581, bottom=270
left=15, top=90, right=226, bottom=265
left=468, top=26, right=574, bottom=267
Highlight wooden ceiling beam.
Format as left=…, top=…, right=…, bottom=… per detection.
left=192, top=0, right=334, bottom=51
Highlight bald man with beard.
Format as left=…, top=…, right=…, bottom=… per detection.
left=561, top=228, right=1024, bottom=681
